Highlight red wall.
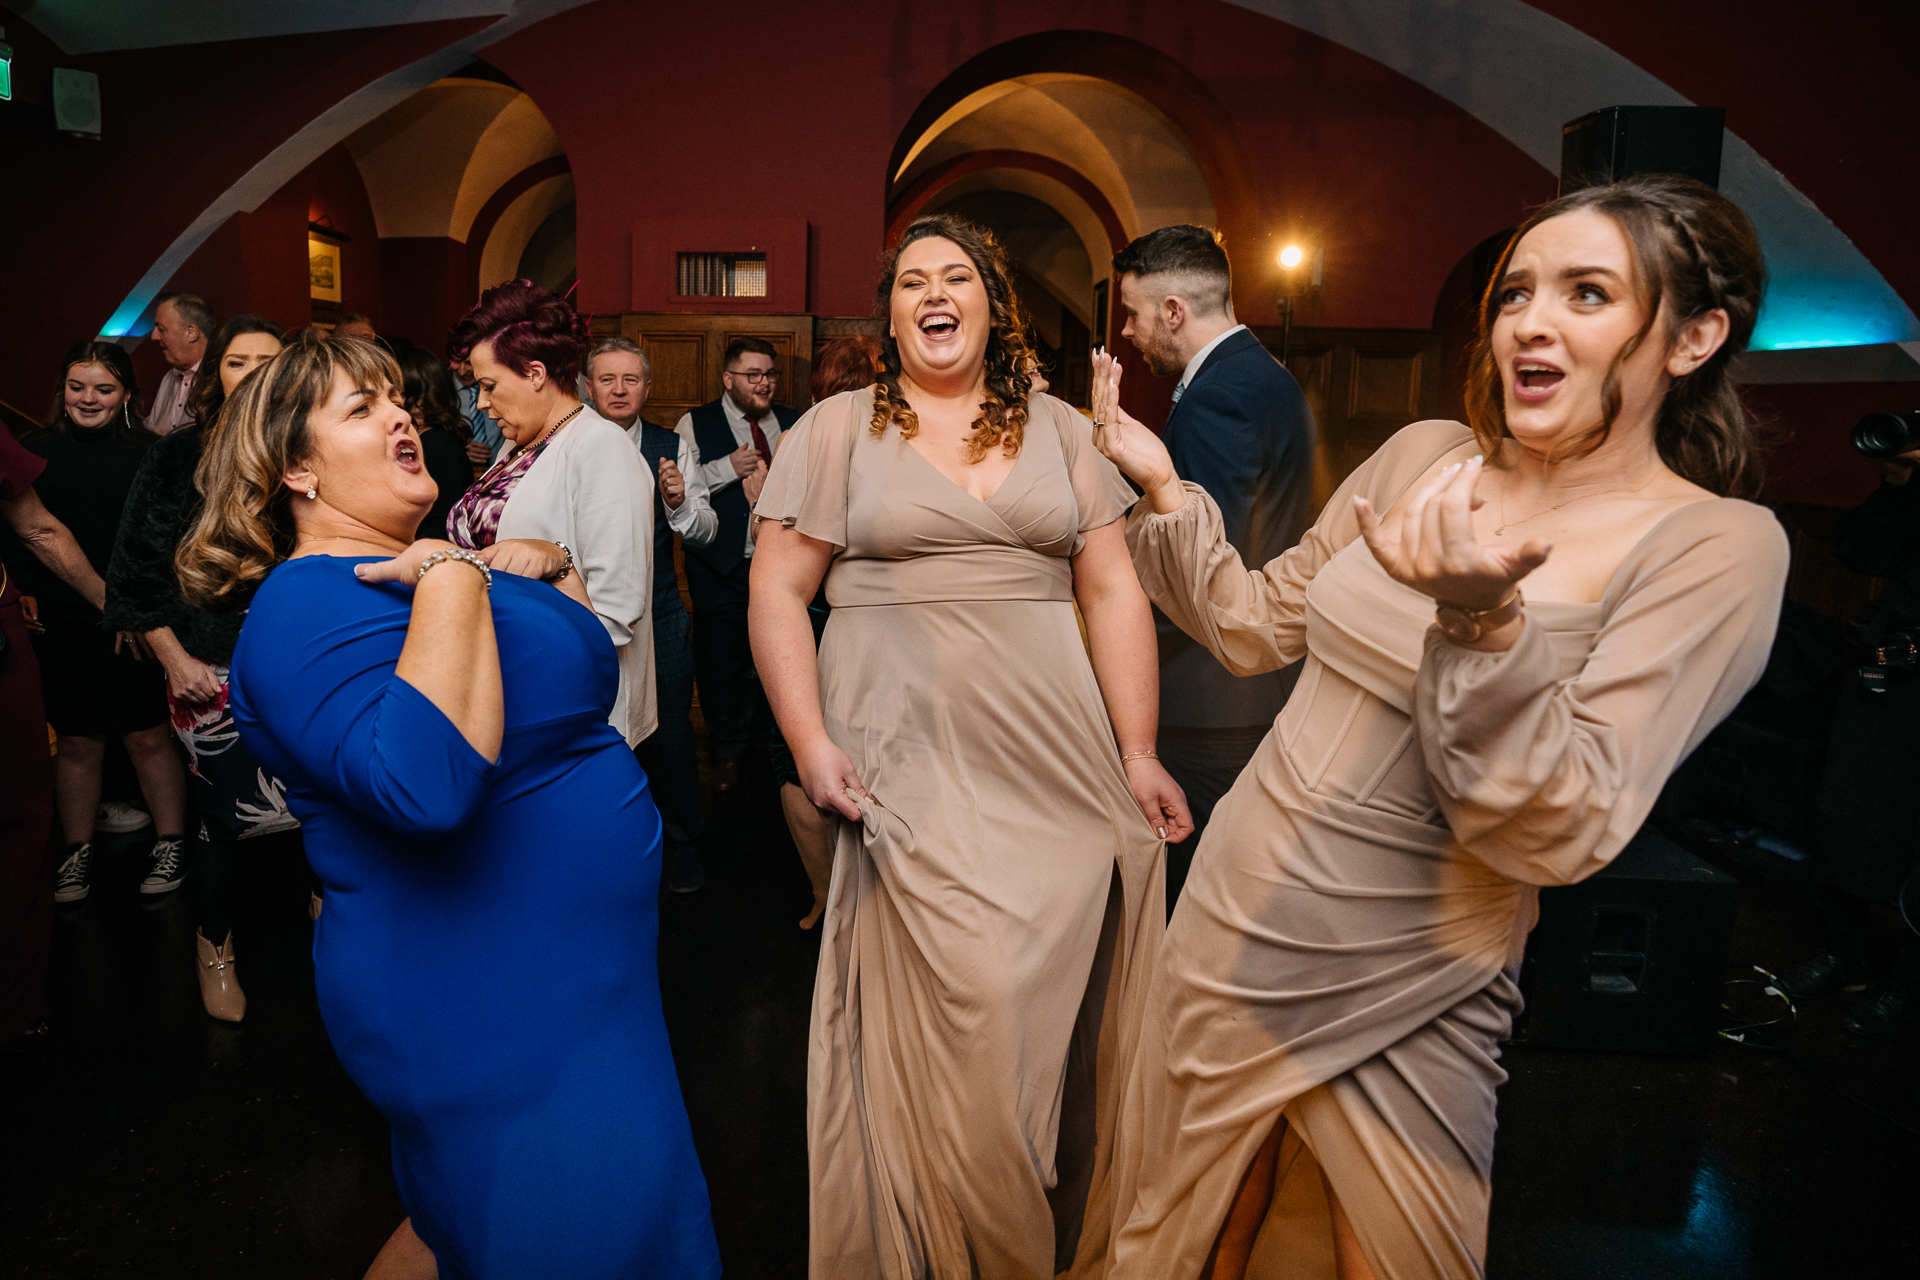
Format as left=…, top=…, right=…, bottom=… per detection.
left=0, top=7, right=489, bottom=413
left=484, top=0, right=1553, bottom=332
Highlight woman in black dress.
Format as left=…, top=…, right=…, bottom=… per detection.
left=394, top=346, right=476, bottom=541
left=16, top=342, right=189, bottom=905
left=105, top=314, right=290, bottom=1022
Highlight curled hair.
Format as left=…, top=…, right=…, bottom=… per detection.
left=396, top=345, right=470, bottom=443
left=48, top=340, right=141, bottom=438
left=176, top=336, right=401, bottom=611
left=810, top=334, right=881, bottom=403
left=871, top=214, right=1037, bottom=462
left=447, top=279, right=590, bottom=386
left=1463, top=174, right=1768, bottom=498
left=187, top=314, right=287, bottom=429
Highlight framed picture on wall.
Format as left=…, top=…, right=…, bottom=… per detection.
left=308, top=235, right=342, bottom=303
left=1091, top=279, right=1109, bottom=349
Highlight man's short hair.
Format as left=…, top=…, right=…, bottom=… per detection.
left=336, top=312, right=374, bottom=329
left=723, top=336, right=777, bottom=368
left=157, top=292, right=215, bottom=337
left=1111, top=226, right=1233, bottom=318
left=587, top=336, right=649, bottom=378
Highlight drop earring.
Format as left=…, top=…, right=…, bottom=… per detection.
left=305, top=485, right=318, bottom=500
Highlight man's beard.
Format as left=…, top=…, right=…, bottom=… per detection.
left=728, top=385, right=769, bottom=415
left=1141, top=336, right=1183, bottom=379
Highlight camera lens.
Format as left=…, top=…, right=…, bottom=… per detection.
left=1851, top=410, right=1920, bottom=460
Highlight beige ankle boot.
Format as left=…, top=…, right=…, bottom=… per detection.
left=196, top=929, right=246, bottom=1022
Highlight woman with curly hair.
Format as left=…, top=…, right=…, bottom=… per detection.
left=751, top=213, right=1190, bottom=1278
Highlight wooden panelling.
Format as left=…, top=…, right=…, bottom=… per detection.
left=613, top=312, right=815, bottom=426
left=1250, top=326, right=1446, bottom=515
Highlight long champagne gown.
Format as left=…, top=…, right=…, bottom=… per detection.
left=754, top=389, right=1167, bottom=1279
left=1108, top=419, right=1788, bottom=1278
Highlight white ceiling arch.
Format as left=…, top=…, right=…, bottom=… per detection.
left=1225, top=0, right=1920, bottom=378
left=99, top=0, right=598, bottom=336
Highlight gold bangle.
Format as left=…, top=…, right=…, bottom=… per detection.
left=1120, top=749, right=1157, bottom=764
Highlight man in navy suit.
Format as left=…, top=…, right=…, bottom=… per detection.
left=1114, top=225, right=1315, bottom=914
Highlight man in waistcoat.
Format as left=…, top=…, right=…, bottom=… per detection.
left=674, top=337, right=799, bottom=794
left=1115, top=225, right=1316, bottom=915
left=587, top=337, right=718, bottom=892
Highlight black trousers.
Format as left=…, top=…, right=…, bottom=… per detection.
left=685, top=554, right=768, bottom=764
left=1158, top=724, right=1274, bottom=918
left=634, top=605, right=704, bottom=851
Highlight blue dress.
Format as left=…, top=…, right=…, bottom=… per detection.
left=230, top=556, right=721, bottom=1280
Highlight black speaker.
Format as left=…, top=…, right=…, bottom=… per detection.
left=1512, top=828, right=1738, bottom=1056
left=1559, top=106, right=1726, bottom=195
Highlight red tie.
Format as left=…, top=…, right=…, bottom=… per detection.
left=746, top=414, right=771, bottom=464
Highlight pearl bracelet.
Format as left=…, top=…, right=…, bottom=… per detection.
left=416, top=548, right=492, bottom=592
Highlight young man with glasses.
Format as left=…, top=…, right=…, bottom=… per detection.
left=674, top=338, right=800, bottom=793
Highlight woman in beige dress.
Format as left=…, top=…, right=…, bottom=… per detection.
left=1090, top=175, right=1790, bottom=1279
left=750, top=213, right=1191, bottom=1279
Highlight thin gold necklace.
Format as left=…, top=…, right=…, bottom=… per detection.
left=1493, top=469, right=1660, bottom=536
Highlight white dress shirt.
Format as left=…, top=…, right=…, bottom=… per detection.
left=146, top=361, right=201, bottom=436
left=625, top=421, right=718, bottom=548
left=495, top=405, right=657, bottom=744
left=673, top=396, right=786, bottom=559
left=1175, top=324, right=1247, bottom=399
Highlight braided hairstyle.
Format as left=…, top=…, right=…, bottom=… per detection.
left=1463, top=174, right=1768, bottom=498
left=870, top=214, right=1038, bottom=462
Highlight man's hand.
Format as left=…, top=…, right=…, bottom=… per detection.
left=1881, top=447, right=1920, bottom=487
left=659, top=458, right=687, bottom=510
left=163, top=653, right=224, bottom=706
left=465, top=438, right=493, bottom=468
left=730, top=442, right=766, bottom=478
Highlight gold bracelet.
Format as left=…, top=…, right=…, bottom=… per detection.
left=1120, top=749, right=1158, bottom=764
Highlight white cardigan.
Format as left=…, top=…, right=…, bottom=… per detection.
left=496, top=404, right=656, bottom=744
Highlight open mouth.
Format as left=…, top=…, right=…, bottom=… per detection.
left=919, top=312, right=959, bottom=340
left=1513, top=361, right=1565, bottom=398
left=393, top=439, right=421, bottom=472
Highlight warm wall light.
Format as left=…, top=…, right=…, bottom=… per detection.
left=1279, top=245, right=1304, bottom=269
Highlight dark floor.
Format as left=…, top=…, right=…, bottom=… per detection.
left=3, top=765, right=1917, bottom=1279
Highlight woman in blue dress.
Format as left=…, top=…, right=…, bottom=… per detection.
left=174, top=334, right=720, bottom=1280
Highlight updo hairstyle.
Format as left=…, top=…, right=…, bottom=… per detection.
left=870, top=214, right=1038, bottom=462
left=176, top=335, right=402, bottom=611
left=447, top=279, right=591, bottom=387
left=1464, top=173, right=1768, bottom=498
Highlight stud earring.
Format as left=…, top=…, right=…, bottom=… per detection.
left=305, top=486, right=317, bottom=500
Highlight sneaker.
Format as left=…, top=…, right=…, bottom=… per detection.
left=54, top=843, right=92, bottom=903
left=96, top=800, right=152, bottom=833
left=140, top=836, right=188, bottom=895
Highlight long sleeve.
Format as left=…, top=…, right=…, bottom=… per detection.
left=1170, top=369, right=1308, bottom=561
left=667, top=433, right=718, bottom=547
left=104, top=432, right=195, bottom=635
left=1415, top=501, right=1789, bottom=886
left=678, top=411, right=741, bottom=496
left=1128, top=419, right=1472, bottom=677
left=231, top=569, right=498, bottom=840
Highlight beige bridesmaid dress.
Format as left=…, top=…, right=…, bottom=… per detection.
left=1107, top=419, right=1788, bottom=1279
left=754, top=389, right=1167, bottom=1280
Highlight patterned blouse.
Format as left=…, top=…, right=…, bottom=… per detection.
left=446, top=429, right=564, bottom=551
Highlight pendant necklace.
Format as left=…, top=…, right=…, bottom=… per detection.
left=1493, top=468, right=1660, bottom=537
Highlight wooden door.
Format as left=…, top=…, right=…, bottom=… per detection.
left=1249, top=326, right=1445, bottom=516
left=591, top=312, right=815, bottom=428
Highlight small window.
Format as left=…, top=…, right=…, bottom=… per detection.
left=677, top=252, right=768, bottom=298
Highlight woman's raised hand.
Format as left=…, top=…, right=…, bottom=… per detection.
left=478, top=539, right=568, bottom=581
left=1353, top=455, right=1550, bottom=609
left=353, top=538, right=459, bottom=586
left=1089, top=350, right=1183, bottom=513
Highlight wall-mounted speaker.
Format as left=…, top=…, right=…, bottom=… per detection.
left=1511, top=827, right=1739, bottom=1057
left=1559, top=105, right=1725, bottom=195
left=52, top=67, right=101, bottom=140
